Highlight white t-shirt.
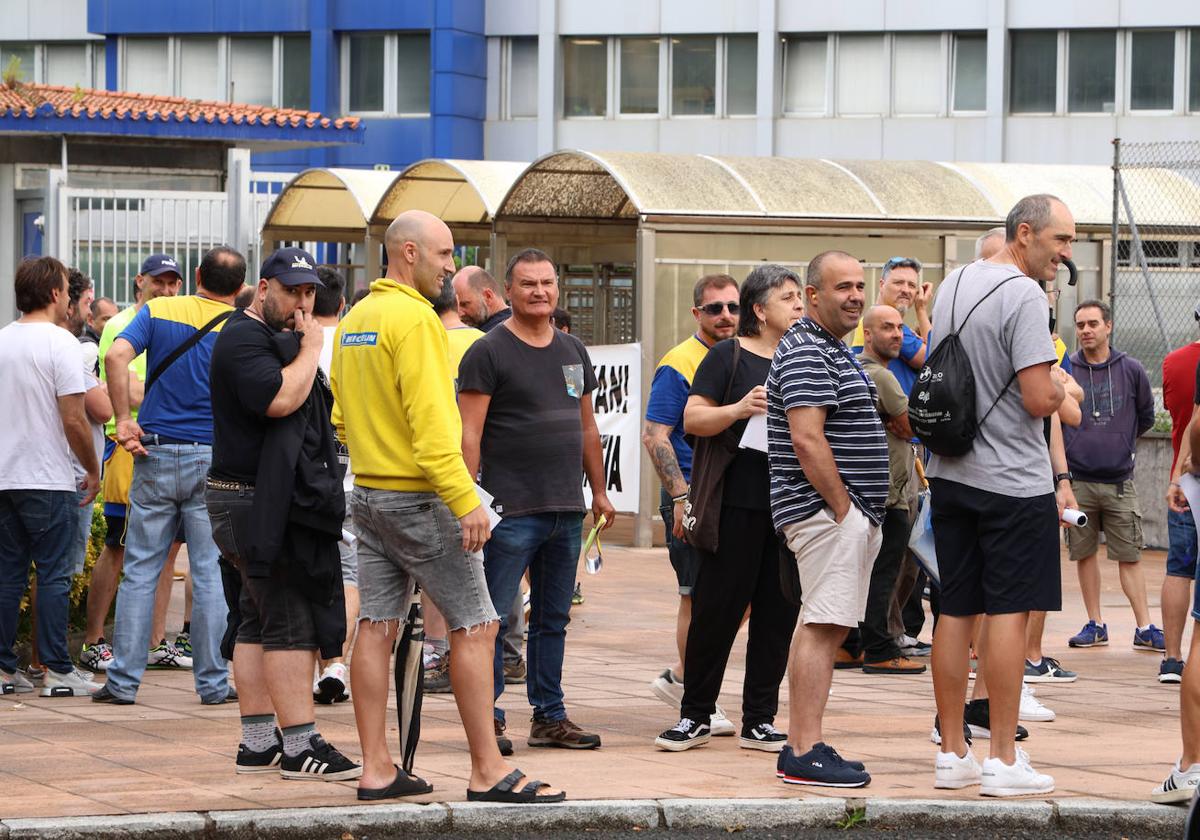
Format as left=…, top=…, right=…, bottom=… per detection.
left=320, top=323, right=354, bottom=492
left=0, top=321, right=87, bottom=491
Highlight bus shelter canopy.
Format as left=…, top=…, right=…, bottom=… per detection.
left=262, top=168, right=396, bottom=241
left=370, top=159, right=527, bottom=228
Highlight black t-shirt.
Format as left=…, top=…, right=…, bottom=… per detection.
left=457, top=325, right=598, bottom=517
left=208, top=310, right=285, bottom=482
left=689, top=338, right=771, bottom=512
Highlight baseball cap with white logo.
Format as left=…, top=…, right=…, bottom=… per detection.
left=140, top=253, right=181, bottom=277
left=260, top=247, right=324, bottom=288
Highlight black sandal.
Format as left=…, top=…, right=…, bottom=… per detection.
left=357, top=765, right=433, bottom=801
left=466, top=768, right=566, bottom=803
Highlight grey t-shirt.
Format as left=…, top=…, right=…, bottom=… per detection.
left=926, top=260, right=1058, bottom=497
left=457, top=325, right=598, bottom=517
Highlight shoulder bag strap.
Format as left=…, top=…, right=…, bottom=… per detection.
left=721, top=338, right=741, bottom=406
left=144, top=309, right=231, bottom=393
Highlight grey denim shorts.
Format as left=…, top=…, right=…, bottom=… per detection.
left=351, top=486, right=498, bottom=631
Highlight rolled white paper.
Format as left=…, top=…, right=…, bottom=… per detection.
left=1061, top=508, right=1088, bottom=527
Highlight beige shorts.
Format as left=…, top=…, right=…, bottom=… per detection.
left=1065, top=479, right=1143, bottom=563
left=781, top=504, right=882, bottom=628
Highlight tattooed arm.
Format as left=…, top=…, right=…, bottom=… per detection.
left=643, top=419, right=688, bottom=538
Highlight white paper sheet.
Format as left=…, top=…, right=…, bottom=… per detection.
left=739, top=413, right=768, bottom=452
left=476, top=483, right=503, bottom=529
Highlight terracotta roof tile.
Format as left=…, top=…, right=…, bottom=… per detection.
left=0, top=81, right=360, bottom=131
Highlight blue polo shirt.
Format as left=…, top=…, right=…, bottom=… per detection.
left=645, top=334, right=710, bottom=482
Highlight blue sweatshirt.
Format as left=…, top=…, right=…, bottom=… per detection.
left=1063, top=349, right=1154, bottom=484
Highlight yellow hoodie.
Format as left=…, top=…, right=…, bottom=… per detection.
left=330, top=278, right=479, bottom=518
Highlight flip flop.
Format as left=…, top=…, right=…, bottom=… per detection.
left=356, top=765, right=433, bottom=801
left=466, top=768, right=566, bottom=804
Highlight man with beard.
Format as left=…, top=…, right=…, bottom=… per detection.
left=206, top=247, right=361, bottom=780
left=453, top=266, right=511, bottom=332
left=850, top=257, right=930, bottom=396
left=641, top=274, right=740, bottom=737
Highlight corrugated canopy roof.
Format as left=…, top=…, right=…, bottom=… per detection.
left=370, top=159, right=527, bottom=227
left=497, top=150, right=1199, bottom=228
left=262, top=168, right=396, bottom=238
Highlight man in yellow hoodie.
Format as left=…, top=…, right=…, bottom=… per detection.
left=331, top=210, right=564, bottom=804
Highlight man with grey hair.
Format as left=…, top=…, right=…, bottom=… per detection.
left=453, top=266, right=511, bottom=332
left=975, top=227, right=1006, bottom=260
left=927, top=193, right=1069, bottom=796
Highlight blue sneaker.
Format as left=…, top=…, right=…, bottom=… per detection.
left=778, top=742, right=870, bottom=788
left=776, top=744, right=865, bottom=777
left=1023, top=656, right=1078, bottom=683
left=1133, top=625, right=1166, bottom=652
left=1068, top=620, right=1108, bottom=648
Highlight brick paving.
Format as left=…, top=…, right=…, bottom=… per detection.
left=0, top=542, right=1184, bottom=818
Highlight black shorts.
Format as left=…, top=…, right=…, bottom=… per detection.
left=929, top=477, right=1061, bottom=616
left=103, top=514, right=127, bottom=548
left=660, top=488, right=701, bottom=595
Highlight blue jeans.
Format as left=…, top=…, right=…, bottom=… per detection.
left=1168, top=507, right=1198, bottom=579
left=106, top=445, right=229, bottom=702
left=0, top=489, right=76, bottom=674
left=483, top=512, right=583, bottom=724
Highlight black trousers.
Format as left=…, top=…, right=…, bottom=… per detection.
left=859, top=506, right=912, bottom=662
left=681, top=505, right=800, bottom=727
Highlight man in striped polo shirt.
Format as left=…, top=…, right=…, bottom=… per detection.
left=768, top=250, right=888, bottom=789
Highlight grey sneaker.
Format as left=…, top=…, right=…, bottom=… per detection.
left=41, top=667, right=102, bottom=697
left=0, top=668, right=34, bottom=695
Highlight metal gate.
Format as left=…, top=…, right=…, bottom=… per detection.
left=562, top=262, right=636, bottom=345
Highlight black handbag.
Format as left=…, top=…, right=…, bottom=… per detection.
left=681, top=339, right=741, bottom=554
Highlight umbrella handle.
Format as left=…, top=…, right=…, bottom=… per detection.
left=914, top=454, right=929, bottom=490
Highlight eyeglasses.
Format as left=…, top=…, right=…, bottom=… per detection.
left=883, top=256, right=922, bottom=272
left=698, top=302, right=740, bottom=316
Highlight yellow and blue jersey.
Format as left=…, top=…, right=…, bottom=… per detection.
left=645, top=334, right=710, bottom=481
left=118, top=295, right=232, bottom=444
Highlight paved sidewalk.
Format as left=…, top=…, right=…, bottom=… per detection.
left=0, top=543, right=1186, bottom=819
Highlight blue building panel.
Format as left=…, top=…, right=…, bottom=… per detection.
left=86, top=0, right=486, bottom=172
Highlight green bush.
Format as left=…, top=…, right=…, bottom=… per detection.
left=1153, top=410, right=1173, bottom=434
left=15, top=500, right=106, bottom=646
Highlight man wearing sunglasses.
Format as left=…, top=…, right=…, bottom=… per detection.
left=850, top=257, right=931, bottom=397
left=642, top=274, right=740, bottom=737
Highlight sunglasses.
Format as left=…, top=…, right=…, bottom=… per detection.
left=698, top=302, right=740, bottom=316
left=883, top=256, right=922, bottom=272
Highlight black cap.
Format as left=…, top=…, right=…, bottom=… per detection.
left=140, top=254, right=181, bottom=277
left=260, top=247, right=323, bottom=288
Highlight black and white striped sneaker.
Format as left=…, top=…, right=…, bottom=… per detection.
left=654, top=717, right=711, bottom=752
left=279, top=734, right=363, bottom=781
left=236, top=731, right=283, bottom=774
left=740, top=722, right=787, bottom=752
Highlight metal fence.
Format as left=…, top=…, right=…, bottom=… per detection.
left=1112, top=139, right=1200, bottom=389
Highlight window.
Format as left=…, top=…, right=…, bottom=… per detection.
left=563, top=38, right=607, bottom=116
left=0, top=44, right=35, bottom=82
left=44, top=44, right=88, bottom=87
left=892, top=33, right=943, bottom=115
left=1068, top=30, right=1116, bottom=112
left=1010, top=30, right=1057, bottom=113
left=396, top=33, right=430, bottom=114
left=837, top=34, right=886, bottom=115
left=92, top=45, right=106, bottom=88
left=178, top=38, right=221, bottom=101
left=1129, top=31, right=1174, bottom=110
left=505, top=37, right=537, bottom=118
left=782, top=35, right=827, bottom=114
left=619, top=37, right=659, bottom=115
left=121, top=35, right=308, bottom=108
left=671, top=36, right=716, bottom=115
left=230, top=37, right=273, bottom=106
left=1190, top=30, right=1200, bottom=112
left=281, top=35, right=310, bottom=110
left=347, top=34, right=385, bottom=112
left=725, top=35, right=757, bottom=115
left=952, top=33, right=986, bottom=111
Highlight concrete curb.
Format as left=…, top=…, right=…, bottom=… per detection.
left=0, top=797, right=1186, bottom=838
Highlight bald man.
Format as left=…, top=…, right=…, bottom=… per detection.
left=854, top=305, right=925, bottom=674
left=975, top=227, right=1005, bottom=260
left=453, top=266, right=511, bottom=332
left=331, top=210, right=564, bottom=802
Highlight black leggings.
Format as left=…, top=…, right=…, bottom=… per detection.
left=681, top=505, right=800, bottom=727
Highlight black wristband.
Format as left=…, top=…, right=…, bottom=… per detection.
left=1054, top=472, right=1073, bottom=484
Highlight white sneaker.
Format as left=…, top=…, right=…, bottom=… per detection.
left=1019, top=684, right=1055, bottom=722
left=314, top=662, right=350, bottom=704
left=0, top=668, right=34, bottom=694
left=650, top=668, right=684, bottom=707
left=710, top=707, right=735, bottom=737
left=935, top=747, right=982, bottom=789
left=40, top=667, right=101, bottom=697
left=1151, top=761, right=1200, bottom=804
left=981, top=748, right=1054, bottom=797
left=147, top=640, right=192, bottom=669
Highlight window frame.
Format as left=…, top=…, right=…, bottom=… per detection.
left=667, top=34, right=720, bottom=119
left=1007, top=29, right=1061, bottom=115
left=501, top=36, right=539, bottom=120
left=722, top=33, right=758, bottom=118
left=561, top=36, right=611, bottom=119
left=890, top=31, right=949, bottom=118
left=1125, top=29, right=1179, bottom=114
left=616, top=35, right=664, bottom=119
left=340, top=32, right=431, bottom=118
left=1065, top=28, right=1119, bottom=115
left=780, top=34, right=832, bottom=117
left=40, top=41, right=104, bottom=89
left=949, top=32, right=987, bottom=115
left=1190, top=29, right=1200, bottom=114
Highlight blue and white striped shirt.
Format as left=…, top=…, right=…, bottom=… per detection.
left=767, top=317, right=889, bottom=530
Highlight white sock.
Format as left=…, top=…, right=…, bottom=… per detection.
left=1027, top=658, right=1043, bottom=667
left=1138, top=625, right=1152, bottom=633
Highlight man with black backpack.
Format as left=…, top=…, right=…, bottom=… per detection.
left=95, top=247, right=246, bottom=705
left=920, top=194, right=1069, bottom=797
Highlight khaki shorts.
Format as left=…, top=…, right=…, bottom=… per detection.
left=1066, top=479, right=1144, bottom=563
left=781, top=504, right=882, bottom=628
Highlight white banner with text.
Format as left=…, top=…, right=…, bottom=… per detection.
left=582, top=343, right=642, bottom=513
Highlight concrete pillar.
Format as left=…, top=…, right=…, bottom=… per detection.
left=984, top=0, right=1008, bottom=162
left=755, top=0, right=778, bottom=157
left=536, top=0, right=558, bottom=156
left=634, top=225, right=657, bottom=548
left=0, top=165, right=15, bottom=322
left=225, top=148, right=253, bottom=258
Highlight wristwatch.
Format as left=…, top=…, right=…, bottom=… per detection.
left=1053, top=472, right=1073, bottom=484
